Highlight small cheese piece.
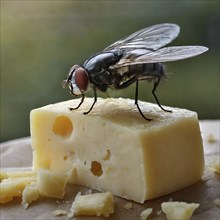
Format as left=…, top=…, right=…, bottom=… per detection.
left=140, top=208, right=153, bottom=220
left=0, top=169, right=70, bottom=204
left=0, top=171, right=8, bottom=181
left=213, top=198, right=220, bottom=207
left=68, top=192, right=114, bottom=217
left=36, top=169, right=69, bottom=199
left=52, top=209, right=68, bottom=216
left=124, top=202, right=133, bottom=209
left=209, top=157, right=220, bottom=174
left=22, top=183, right=39, bottom=209
left=161, top=201, right=200, bottom=220
left=6, top=170, right=36, bottom=178
left=0, top=176, right=36, bottom=204
left=31, top=98, right=204, bottom=203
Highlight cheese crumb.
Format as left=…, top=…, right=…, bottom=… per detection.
left=22, top=183, right=39, bottom=209
left=0, top=176, right=36, bottom=204
left=124, top=202, right=133, bottom=209
left=52, top=209, right=68, bottom=216
left=156, top=210, right=162, bottom=215
left=209, top=157, right=220, bottom=174
left=161, top=201, right=200, bottom=220
left=0, top=171, right=8, bottom=181
left=68, top=192, right=114, bottom=217
left=207, top=134, right=217, bottom=143
left=213, top=198, right=220, bottom=207
left=140, top=208, right=153, bottom=220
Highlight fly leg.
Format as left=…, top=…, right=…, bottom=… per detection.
left=135, top=80, right=152, bottom=121
left=114, top=76, right=152, bottom=121
left=70, top=94, right=85, bottom=111
left=83, top=86, right=97, bottom=115
left=152, top=77, right=172, bottom=112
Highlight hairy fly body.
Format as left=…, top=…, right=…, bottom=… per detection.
left=63, top=23, right=208, bottom=120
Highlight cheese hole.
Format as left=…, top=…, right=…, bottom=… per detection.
left=103, top=149, right=111, bottom=161
left=63, top=151, right=75, bottom=161
left=63, top=155, right=68, bottom=160
left=53, top=116, right=73, bottom=137
left=90, top=161, right=103, bottom=177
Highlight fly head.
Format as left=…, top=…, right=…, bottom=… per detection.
left=63, top=65, right=90, bottom=96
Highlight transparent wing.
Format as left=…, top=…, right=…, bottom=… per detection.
left=104, top=23, right=180, bottom=51
left=112, top=46, right=209, bottom=68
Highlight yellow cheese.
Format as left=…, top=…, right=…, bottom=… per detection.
left=161, top=201, right=200, bottom=220
left=213, top=198, right=220, bottom=207
left=31, top=98, right=204, bottom=203
left=68, top=191, right=114, bottom=217
left=52, top=209, right=68, bottom=216
left=6, top=170, right=36, bottom=178
left=0, top=176, right=36, bottom=204
left=140, top=208, right=153, bottom=220
left=209, top=156, right=220, bottom=174
left=124, top=202, right=133, bottom=209
left=22, top=183, right=39, bottom=209
left=36, top=169, right=69, bottom=199
left=0, top=169, right=71, bottom=204
left=0, top=171, right=8, bottom=181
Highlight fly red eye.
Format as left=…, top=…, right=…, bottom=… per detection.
left=75, top=67, right=89, bottom=92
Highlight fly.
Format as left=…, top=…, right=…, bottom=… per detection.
left=63, top=23, right=208, bottom=120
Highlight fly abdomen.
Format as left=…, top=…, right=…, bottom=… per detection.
left=125, top=63, right=165, bottom=80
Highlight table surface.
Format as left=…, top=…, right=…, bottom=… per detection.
left=0, top=120, right=219, bottom=220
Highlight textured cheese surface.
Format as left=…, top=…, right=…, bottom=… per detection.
left=161, top=201, right=200, bottom=220
left=31, top=98, right=204, bottom=203
left=69, top=192, right=114, bottom=217
left=22, top=183, right=39, bottom=209
left=140, top=208, right=153, bottom=220
left=0, top=176, right=36, bottom=204
left=36, top=169, right=69, bottom=199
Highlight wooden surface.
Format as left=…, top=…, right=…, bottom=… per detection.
left=1, top=120, right=219, bottom=220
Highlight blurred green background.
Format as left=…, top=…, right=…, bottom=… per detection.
left=1, top=1, right=219, bottom=142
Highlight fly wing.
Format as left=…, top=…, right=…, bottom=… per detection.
left=112, top=46, right=209, bottom=68
left=104, top=23, right=180, bottom=51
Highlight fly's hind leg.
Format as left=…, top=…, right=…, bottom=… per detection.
left=152, top=77, right=172, bottom=112
left=135, top=80, right=152, bottom=121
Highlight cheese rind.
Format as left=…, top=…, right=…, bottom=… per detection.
left=31, top=98, right=204, bottom=203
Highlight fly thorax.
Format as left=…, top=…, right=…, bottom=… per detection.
left=115, top=66, right=129, bottom=76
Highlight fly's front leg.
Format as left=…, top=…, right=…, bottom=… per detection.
left=83, top=86, right=97, bottom=115
left=69, top=94, right=85, bottom=111
left=152, top=77, right=172, bottom=112
left=135, top=80, right=152, bottom=121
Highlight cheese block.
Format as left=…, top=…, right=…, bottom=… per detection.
left=30, top=98, right=204, bottom=203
